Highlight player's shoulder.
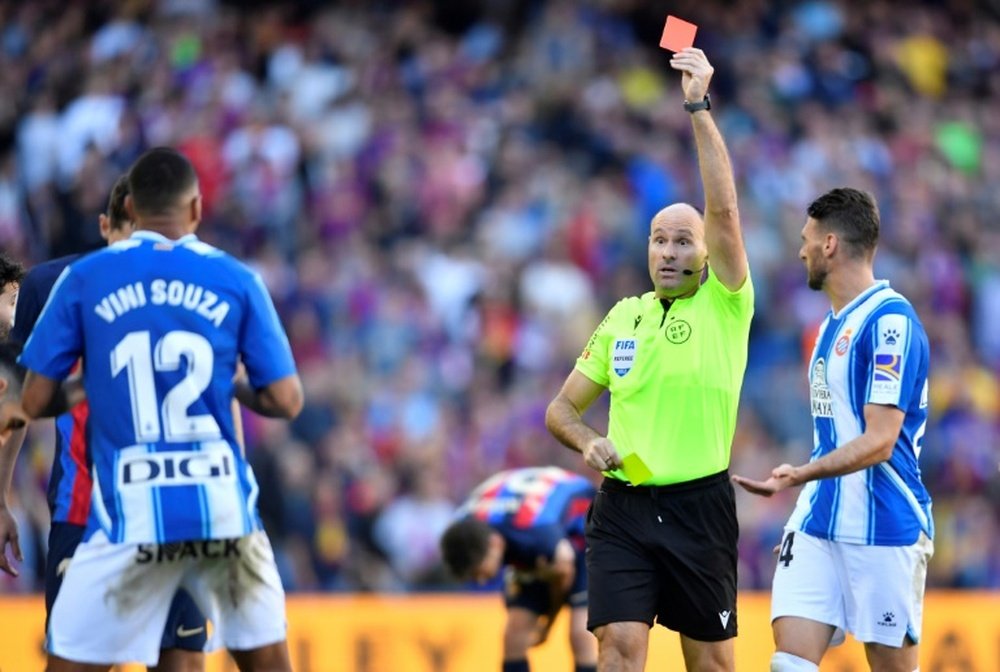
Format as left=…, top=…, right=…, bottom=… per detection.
left=180, top=238, right=231, bottom=261
left=867, top=285, right=921, bottom=322
left=563, top=472, right=597, bottom=494
left=546, top=466, right=590, bottom=484
left=71, top=240, right=143, bottom=270
left=134, top=234, right=258, bottom=285
left=856, top=286, right=928, bottom=351
left=180, top=240, right=259, bottom=281
left=23, top=253, right=82, bottom=287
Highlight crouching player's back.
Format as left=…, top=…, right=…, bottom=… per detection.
left=441, top=467, right=597, bottom=672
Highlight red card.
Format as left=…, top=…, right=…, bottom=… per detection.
left=659, top=15, right=698, bottom=52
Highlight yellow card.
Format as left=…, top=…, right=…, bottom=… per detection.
left=621, top=453, right=653, bottom=485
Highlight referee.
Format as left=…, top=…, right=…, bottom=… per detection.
left=546, top=49, right=752, bottom=672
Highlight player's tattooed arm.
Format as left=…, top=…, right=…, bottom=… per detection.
left=19, top=370, right=82, bottom=420
left=234, top=373, right=304, bottom=419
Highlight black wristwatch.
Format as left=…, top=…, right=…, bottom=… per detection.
left=683, top=94, right=711, bottom=113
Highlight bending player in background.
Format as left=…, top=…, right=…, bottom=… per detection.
left=440, top=467, right=597, bottom=672
left=18, top=147, right=303, bottom=671
left=1, top=175, right=208, bottom=671
left=0, top=252, right=23, bottom=339
left=0, top=341, right=28, bottom=575
left=733, top=188, right=933, bottom=672
left=0, top=253, right=22, bottom=341
left=0, top=253, right=24, bottom=563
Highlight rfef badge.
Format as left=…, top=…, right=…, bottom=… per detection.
left=612, top=339, right=637, bottom=377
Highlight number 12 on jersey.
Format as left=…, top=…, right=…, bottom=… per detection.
left=111, top=330, right=221, bottom=444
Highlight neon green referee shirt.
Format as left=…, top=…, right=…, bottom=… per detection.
left=575, top=268, right=754, bottom=485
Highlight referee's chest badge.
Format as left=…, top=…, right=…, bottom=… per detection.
left=612, top=339, right=637, bottom=376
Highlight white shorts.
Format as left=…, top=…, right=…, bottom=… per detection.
left=48, top=530, right=287, bottom=666
left=771, top=528, right=933, bottom=648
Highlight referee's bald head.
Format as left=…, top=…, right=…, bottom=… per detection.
left=650, top=203, right=704, bottom=234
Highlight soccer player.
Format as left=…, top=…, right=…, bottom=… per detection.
left=545, top=49, right=751, bottom=671
left=3, top=175, right=209, bottom=671
left=0, top=341, right=28, bottom=575
left=733, top=188, right=933, bottom=672
left=18, top=147, right=303, bottom=671
left=440, top=467, right=597, bottom=672
left=0, top=251, right=24, bottom=340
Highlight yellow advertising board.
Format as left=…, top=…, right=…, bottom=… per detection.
left=0, top=592, right=997, bottom=671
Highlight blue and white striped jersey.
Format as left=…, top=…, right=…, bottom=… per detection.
left=20, top=231, right=297, bottom=545
left=787, top=280, right=933, bottom=546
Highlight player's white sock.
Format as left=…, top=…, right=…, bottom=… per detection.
left=770, top=651, right=819, bottom=672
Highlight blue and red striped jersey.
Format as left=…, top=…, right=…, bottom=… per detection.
left=455, top=467, right=595, bottom=566
left=11, top=254, right=91, bottom=526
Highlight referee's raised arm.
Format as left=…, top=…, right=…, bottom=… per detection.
left=670, top=48, right=748, bottom=292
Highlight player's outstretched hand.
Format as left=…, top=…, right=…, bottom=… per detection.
left=731, top=474, right=780, bottom=497
left=669, top=48, right=713, bottom=104
left=583, top=437, right=622, bottom=473
left=732, top=464, right=800, bottom=497
left=0, top=505, right=22, bottom=577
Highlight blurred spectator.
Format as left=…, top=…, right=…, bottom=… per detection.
left=0, top=0, right=998, bottom=593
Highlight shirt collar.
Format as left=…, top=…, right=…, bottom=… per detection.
left=831, top=279, right=889, bottom=319
left=130, top=230, right=199, bottom=245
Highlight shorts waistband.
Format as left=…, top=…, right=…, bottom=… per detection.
left=600, top=470, right=729, bottom=496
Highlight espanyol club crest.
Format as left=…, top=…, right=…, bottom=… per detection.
left=612, top=339, right=637, bottom=377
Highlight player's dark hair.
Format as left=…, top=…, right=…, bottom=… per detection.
left=807, top=188, right=880, bottom=258
left=440, top=518, right=493, bottom=579
left=0, top=252, right=24, bottom=290
left=127, top=147, right=198, bottom=217
left=0, top=341, right=25, bottom=397
left=106, top=174, right=131, bottom=230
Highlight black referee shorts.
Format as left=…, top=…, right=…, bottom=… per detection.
left=585, top=471, right=738, bottom=641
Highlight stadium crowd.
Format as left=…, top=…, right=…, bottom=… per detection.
left=0, top=0, right=997, bottom=594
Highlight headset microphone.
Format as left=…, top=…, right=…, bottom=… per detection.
left=682, top=264, right=707, bottom=276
